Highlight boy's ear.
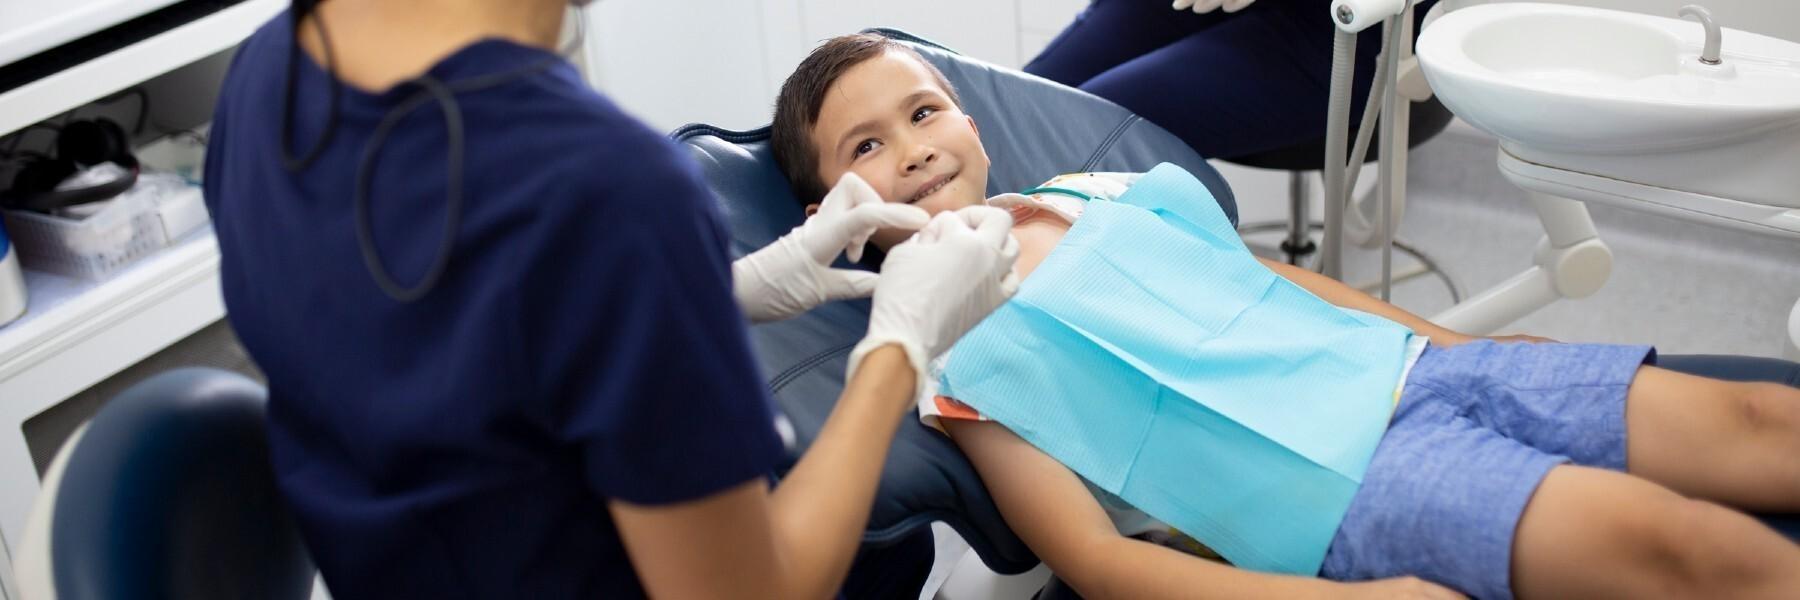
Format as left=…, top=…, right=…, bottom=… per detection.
left=966, top=114, right=979, bottom=135
left=804, top=203, right=821, bottom=217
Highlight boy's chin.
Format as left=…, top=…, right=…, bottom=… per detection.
left=869, top=230, right=912, bottom=252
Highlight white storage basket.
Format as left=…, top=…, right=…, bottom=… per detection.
left=2, top=192, right=169, bottom=281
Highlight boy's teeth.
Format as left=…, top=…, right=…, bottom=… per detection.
left=916, top=178, right=949, bottom=201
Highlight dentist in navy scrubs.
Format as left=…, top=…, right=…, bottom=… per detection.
left=203, top=0, right=1019, bottom=597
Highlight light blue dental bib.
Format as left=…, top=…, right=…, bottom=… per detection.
left=940, top=163, right=1413, bottom=575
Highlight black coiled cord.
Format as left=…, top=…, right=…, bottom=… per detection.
left=280, top=0, right=582, bottom=302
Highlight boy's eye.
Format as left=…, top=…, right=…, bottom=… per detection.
left=853, top=139, right=881, bottom=158
left=912, top=107, right=937, bottom=123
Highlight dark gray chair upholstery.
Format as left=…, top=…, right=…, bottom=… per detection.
left=34, top=368, right=313, bottom=600
left=671, top=28, right=1236, bottom=575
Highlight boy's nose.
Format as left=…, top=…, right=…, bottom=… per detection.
left=903, top=147, right=937, bottom=173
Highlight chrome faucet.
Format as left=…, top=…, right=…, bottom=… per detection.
left=1678, top=5, right=1723, bottom=65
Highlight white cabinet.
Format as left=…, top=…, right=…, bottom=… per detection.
left=0, top=1, right=286, bottom=596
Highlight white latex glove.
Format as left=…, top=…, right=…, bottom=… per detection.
left=1173, top=0, right=1256, bottom=14
left=847, top=205, right=1021, bottom=397
left=732, top=173, right=930, bottom=323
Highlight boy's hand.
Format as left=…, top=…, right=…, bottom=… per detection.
left=1172, top=0, right=1256, bottom=14
left=732, top=173, right=929, bottom=323
left=1339, top=576, right=1467, bottom=599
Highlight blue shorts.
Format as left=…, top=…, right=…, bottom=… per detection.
left=1319, top=340, right=1657, bottom=599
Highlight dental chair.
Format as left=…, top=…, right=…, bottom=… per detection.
left=675, top=27, right=1799, bottom=600
left=14, top=368, right=315, bottom=600
left=672, top=26, right=1237, bottom=590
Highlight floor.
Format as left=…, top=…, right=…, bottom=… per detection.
left=1340, top=127, right=1800, bottom=358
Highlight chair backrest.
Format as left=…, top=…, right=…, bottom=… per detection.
left=671, top=28, right=1236, bottom=575
left=18, top=368, right=314, bottom=600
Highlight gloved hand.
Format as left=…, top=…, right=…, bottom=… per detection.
left=732, top=172, right=930, bottom=323
left=847, top=205, right=1021, bottom=398
left=1172, top=0, right=1256, bottom=14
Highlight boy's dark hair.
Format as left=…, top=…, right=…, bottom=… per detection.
left=771, top=33, right=963, bottom=208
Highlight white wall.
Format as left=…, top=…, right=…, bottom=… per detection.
left=581, top=0, right=1089, bottom=133
left=582, top=0, right=777, bottom=132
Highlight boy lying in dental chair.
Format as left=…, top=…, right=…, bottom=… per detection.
left=771, top=34, right=1800, bottom=599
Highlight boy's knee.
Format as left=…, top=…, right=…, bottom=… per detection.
left=1733, top=383, right=1800, bottom=435
left=1635, top=498, right=1778, bottom=594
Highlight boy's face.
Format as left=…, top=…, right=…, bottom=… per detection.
left=809, top=50, right=990, bottom=250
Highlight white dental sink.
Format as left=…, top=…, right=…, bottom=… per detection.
left=1418, top=2, right=1800, bottom=212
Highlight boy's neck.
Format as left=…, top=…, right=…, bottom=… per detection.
left=299, top=0, right=568, bottom=93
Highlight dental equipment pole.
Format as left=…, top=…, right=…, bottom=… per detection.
left=1325, top=0, right=1410, bottom=300
left=1341, top=27, right=1390, bottom=241
left=1375, top=0, right=1418, bottom=301
left=1320, top=14, right=1356, bottom=279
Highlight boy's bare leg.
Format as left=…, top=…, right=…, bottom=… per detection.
left=1512, top=466, right=1800, bottom=599
left=1625, top=366, right=1800, bottom=511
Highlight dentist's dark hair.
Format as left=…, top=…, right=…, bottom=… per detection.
left=771, top=34, right=963, bottom=209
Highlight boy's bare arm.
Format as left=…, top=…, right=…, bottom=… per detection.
left=1257, top=257, right=1474, bottom=344
left=945, top=419, right=1465, bottom=599
left=945, top=420, right=1339, bottom=599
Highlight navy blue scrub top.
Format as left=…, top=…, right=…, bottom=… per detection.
left=203, top=12, right=783, bottom=598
